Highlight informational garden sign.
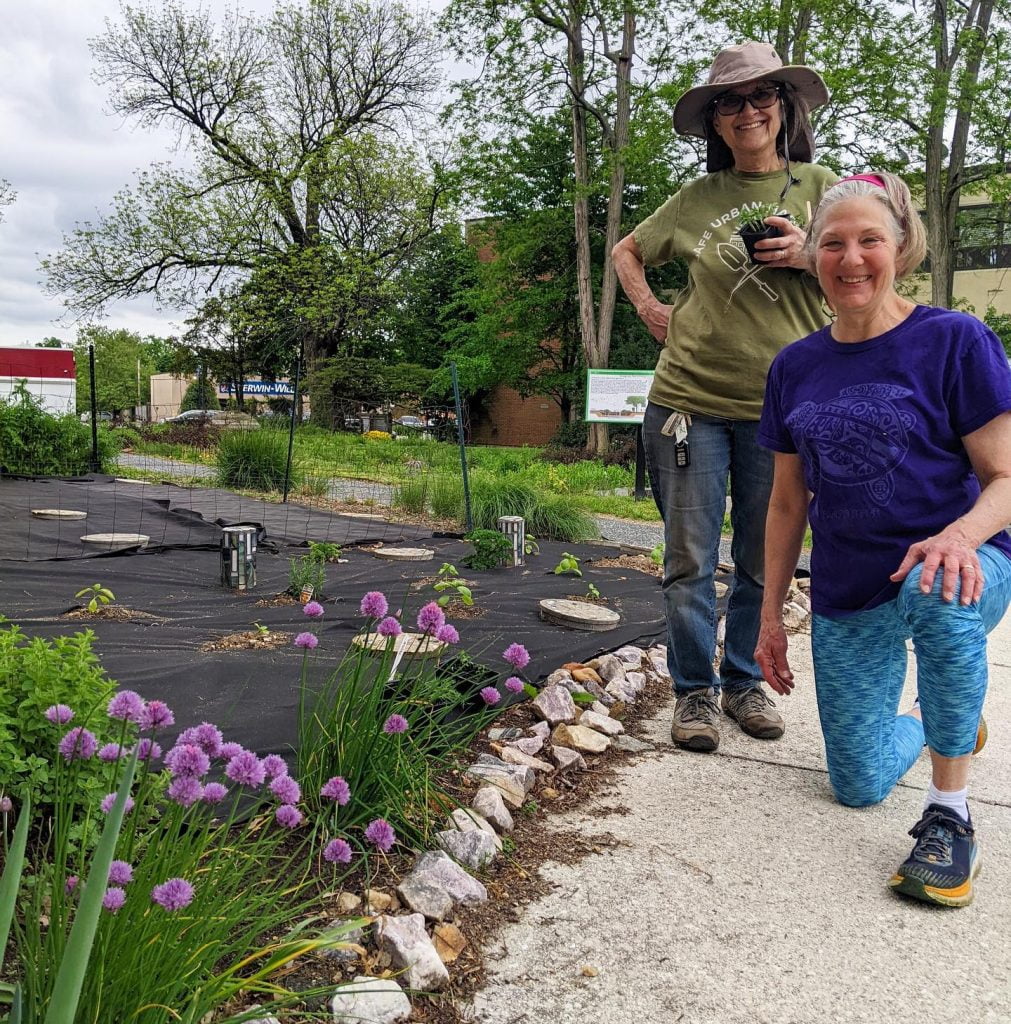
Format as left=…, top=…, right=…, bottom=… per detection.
left=584, top=369, right=655, bottom=424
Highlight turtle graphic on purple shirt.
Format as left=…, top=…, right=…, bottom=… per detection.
left=786, top=383, right=917, bottom=506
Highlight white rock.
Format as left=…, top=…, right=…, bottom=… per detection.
left=465, top=765, right=526, bottom=808
left=594, top=654, right=626, bottom=684
left=472, top=786, right=514, bottom=832
left=543, top=668, right=573, bottom=687
left=551, top=723, right=610, bottom=754
left=624, top=671, right=647, bottom=694
left=412, top=850, right=489, bottom=905
left=395, top=875, right=454, bottom=921
left=528, top=721, right=550, bottom=740
left=500, top=746, right=554, bottom=773
left=374, top=915, right=450, bottom=991
left=647, top=652, right=671, bottom=679
left=550, top=745, right=587, bottom=771
left=331, top=977, right=413, bottom=1024
left=435, top=829, right=500, bottom=869
left=508, top=734, right=545, bottom=756
left=578, top=709, right=624, bottom=736
left=612, top=645, right=645, bottom=665
left=531, top=684, right=577, bottom=725
left=783, top=601, right=809, bottom=630
left=605, top=679, right=637, bottom=702
left=448, top=806, right=500, bottom=841
left=590, top=701, right=610, bottom=716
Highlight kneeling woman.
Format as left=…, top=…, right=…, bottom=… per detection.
left=755, top=171, right=1011, bottom=907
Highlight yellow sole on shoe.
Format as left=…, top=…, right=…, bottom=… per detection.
left=888, top=853, right=981, bottom=908
left=974, top=716, right=988, bottom=755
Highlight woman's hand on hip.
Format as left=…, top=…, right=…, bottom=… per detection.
left=637, top=298, right=674, bottom=342
left=755, top=618, right=795, bottom=695
left=752, top=216, right=809, bottom=270
left=890, top=523, right=984, bottom=605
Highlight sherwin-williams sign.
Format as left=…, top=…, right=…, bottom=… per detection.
left=217, top=379, right=294, bottom=398
left=585, top=369, right=655, bottom=424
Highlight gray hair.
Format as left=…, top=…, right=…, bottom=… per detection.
left=803, top=171, right=928, bottom=279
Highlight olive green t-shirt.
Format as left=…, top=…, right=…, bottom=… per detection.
left=634, top=163, right=838, bottom=420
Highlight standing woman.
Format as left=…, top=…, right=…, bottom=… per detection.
left=613, top=42, right=836, bottom=752
left=756, top=172, right=1011, bottom=906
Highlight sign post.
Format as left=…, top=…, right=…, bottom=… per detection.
left=585, top=369, right=655, bottom=502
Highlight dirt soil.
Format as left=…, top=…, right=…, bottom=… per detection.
left=200, top=629, right=294, bottom=652
left=62, top=606, right=161, bottom=622
left=592, top=553, right=662, bottom=578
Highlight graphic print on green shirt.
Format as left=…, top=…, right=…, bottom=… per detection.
left=634, top=163, right=838, bottom=420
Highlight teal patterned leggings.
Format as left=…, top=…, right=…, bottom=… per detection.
left=811, top=543, right=1011, bottom=807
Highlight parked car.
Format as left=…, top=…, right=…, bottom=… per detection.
left=393, top=415, right=426, bottom=429
left=162, top=409, right=258, bottom=429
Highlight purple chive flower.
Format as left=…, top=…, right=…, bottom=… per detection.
left=98, top=743, right=125, bottom=763
left=65, top=875, right=79, bottom=894
left=139, top=700, right=174, bottom=731
left=59, top=727, right=97, bottom=761
left=151, top=878, right=194, bottom=912
left=177, top=723, right=223, bottom=758
left=262, top=754, right=288, bottom=779
left=480, top=686, right=501, bottom=706
left=134, top=738, right=162, bottom=762
left=269, top=774, right=301, bottom=804
left=360, top=591, right=389, bottom=618
left=383, top=714, right=409, bottom=735
left=225, top=750, right=266, bottom=788
left=323, top=838, right=353, bottom=864
left=435, top=623, right=459, bottom=645
left=0, top=797, right=12, bottom=813
left=505, top=676, right=525, bottom=694
left=503, top=643, right=530, bottom=669
left=167, top=777, right=204, bottom=807
left=102, top=887, right=127, bottom=913
left=303, top=600, right=324, bottom=619
left=165, top=744, right=210, bottom=780
left=364, top=818, right=396, bottom=853
left=108, top=860, right=133, bottom=885
left=294, top=631, right=318, bottom=650
left=416, top=601, right=445, bottom=634
left=377, top=616, right=402, bottom=638
left=275, top=804, right=303, bottom=828
left=201, top=782, right=228, bottom=804
left=320, top=776, right=351, bottom=805
left=45, top=704, right=74, bottom=725
left=107, top=690, right=145, bottom=723
left=100, top=793, right=135, bottom=815
left=218, top=741, right=244, bottom=760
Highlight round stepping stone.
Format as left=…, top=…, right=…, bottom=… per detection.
left=372, top=546, right=434, bottom=561
left=80, top=532, right=150, bottom=550
left=31, top=509, right=87, bottom=520
left=539, top=598, right=620, bottom=631
left=340, top=512, right=387, bottom=520
left=114, top=478, right=148, bottom=484
left=351, top=630, right=445, bottom=660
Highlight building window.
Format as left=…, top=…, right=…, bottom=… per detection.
left=921, top=204, right=1011, bottom=271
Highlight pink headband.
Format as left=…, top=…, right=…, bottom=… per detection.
left=835, top=173, right=886, bottom=189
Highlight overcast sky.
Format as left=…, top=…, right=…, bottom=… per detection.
left=0, top=0, right=446, bottom=349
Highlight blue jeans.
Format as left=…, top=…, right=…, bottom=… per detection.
left=812, top=544, right=1011, bottom=807
left=642, top=402, right=773, bottom=694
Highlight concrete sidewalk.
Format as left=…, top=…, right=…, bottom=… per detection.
left=468, top=617, right=1011, bottom=1024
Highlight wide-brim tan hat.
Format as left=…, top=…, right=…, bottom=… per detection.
left=673, top=41, right=829, bottom=138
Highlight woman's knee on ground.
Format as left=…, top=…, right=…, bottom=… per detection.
left=828, top=771, right=892, bottom=808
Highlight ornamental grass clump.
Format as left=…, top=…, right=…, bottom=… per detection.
left=296, top=592, right=526, bottom=847
left=2, top=676, right=366, bottom=1023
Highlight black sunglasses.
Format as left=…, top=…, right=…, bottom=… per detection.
left=712, top=85, right=782, bottom=117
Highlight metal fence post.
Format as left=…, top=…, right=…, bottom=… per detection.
left=450, top=362, right=473, bottom=532
left=282, top=337, right=303, bottom=504
left=88, top=344, right=100, bottom=473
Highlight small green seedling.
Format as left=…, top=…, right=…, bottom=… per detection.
left=524, top=533, right=540, bottom=557
left=253, top=621, right=270, bottom=637
left=649, top=542, right=664, bottom=567
left=76, top=584, right=115, bottom=613
left=433, top=563, right=474, bottom=608
left=585, top=582, right=601, bottom=600
left=553, top=552, right=582, bottom=577
left=308, top=540, right=342, bottom=562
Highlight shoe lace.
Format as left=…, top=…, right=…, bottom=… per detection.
left=908, top=809, right=971, bottom=862
left=729, top=687, right=775, bottom=716
left=679, top=689, right=719, bottom=725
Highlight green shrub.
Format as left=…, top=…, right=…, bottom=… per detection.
left=469, top=475, right=539, bottom=528
left=179, top=376, right=218, bottom=412
left=429, top=475, right=465, bottom=520
left=464, top=528, right=515, bottom=570
left=0, top=383, right=113, bottom=476
left=0, top=624, right=118, bottom=809
left=289, top=552, right=327, bottom=598
left=527, top=492, right=598, bottom=541
left=392, top=477, right=429, bottom=515
left=217, top=428, right=290, bottom=491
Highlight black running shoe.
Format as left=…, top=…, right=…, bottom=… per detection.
left=888, top=804, right=979, bottom=907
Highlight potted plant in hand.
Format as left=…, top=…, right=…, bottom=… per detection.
left=736, top=202, right=791, bottom=263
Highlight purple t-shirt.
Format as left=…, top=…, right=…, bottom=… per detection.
left=759, top=305, right=1011, bottom=616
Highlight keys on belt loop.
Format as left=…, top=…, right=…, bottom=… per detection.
left=660, top=412, right=691, bottom=468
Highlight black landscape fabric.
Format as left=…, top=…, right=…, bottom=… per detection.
left=2, top=475, right=678, bottom=757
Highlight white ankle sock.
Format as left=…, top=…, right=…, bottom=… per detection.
left=925, top=782, right=969, bottom=822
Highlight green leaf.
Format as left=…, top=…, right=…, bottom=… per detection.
left=0, top=792, right=31, bottom=956
left=44, top=747, right=139, bottom=1024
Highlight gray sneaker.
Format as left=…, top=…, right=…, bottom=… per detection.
left=671, top=687, right=721, bottom=752
left=721, top=686, right=785, bottom=740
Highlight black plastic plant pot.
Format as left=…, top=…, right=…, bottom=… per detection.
left=739, top=223, right=783, bottom=263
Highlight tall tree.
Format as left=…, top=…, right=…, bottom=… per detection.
left=442, top=0, right=692, bottom=453
left=0, top=180, right=13, bottom=223
left=74, top=325, right=167, bottom=415
left=43, top=0, right=449, bottom=391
